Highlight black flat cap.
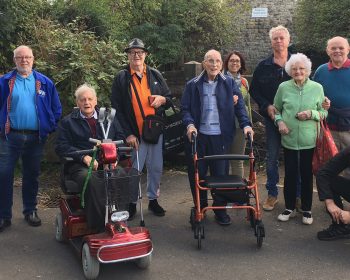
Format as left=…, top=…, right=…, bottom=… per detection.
left=124, top=38, right=148, bottom=53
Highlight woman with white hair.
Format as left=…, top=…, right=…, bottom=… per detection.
left=273, top=53, right=327, bottom=225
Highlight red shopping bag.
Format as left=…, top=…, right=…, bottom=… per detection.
left=312, top=119, right=338, bottom=175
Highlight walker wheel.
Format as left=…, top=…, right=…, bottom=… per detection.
left=189, top=207, right=195, bottom=231
left=255, top=222, right=265, bottom=248
left=194, top=224, right=204, bottom=249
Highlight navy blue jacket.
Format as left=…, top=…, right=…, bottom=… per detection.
left=55, top=108, right=125, bottom=163
left=181, top=71, right=251, bottom=147
left=250, top=54, right=291, bottom=118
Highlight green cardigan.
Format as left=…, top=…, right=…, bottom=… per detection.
left=274, top=78, right=328, bottom=150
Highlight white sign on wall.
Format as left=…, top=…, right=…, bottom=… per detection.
left=252, top=8, right=268, bottom=18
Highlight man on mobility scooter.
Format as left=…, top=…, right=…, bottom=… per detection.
left=55, top=84, right=153, bottom=279
left=55, top=83, right=125, bottom=231
left=181, top=49, right=254, bottom=225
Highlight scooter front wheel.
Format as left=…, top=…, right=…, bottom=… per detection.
left=82, top=243, right=100, bottom=280
left=135, top=253, right=152, bottom=269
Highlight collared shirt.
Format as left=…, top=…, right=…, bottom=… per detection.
left=9, top=73, right=38, bottom=130
left=199, top=77, right=221, bottom=135
left=328, top=58, right=350, bottom=70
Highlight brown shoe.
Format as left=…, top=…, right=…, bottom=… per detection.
left=262, top=196, right=278, bottom=211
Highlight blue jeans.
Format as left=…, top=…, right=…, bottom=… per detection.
left=265, top=118, right=281, bottom=197
left=0, top=132, right=45, bottom=219
left=265, top=118, right=301, bottom=198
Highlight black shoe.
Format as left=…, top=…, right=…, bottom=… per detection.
left=128, top=203, right=137, bottom=221
left=0, top=218, right=11, bottom=232
left=317, top=223, right=350, bottom=241
left=214, top=211, right=231, bottom=226
left=148, top=199, right=166, bottom=216
left=24, top=211, right=41, bottom=227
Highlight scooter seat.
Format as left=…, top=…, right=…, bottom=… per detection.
left=201, top=175, right=247, bottom=189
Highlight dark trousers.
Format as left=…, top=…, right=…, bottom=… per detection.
left=185, top=133, right=228, bottom=208
left=329, top=176, right=350, bottom=209
left=283, top=148, right=314, bottom=211
left=67, top=163, right=106, bottom=231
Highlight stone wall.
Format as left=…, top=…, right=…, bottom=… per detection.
left=227, top=0, right=298, bottom=73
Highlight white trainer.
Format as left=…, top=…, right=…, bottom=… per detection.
left=302, top=211, right=313, bottom=225
left=277, top=209, right=296, bottom=222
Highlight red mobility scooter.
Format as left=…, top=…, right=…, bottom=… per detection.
left=55, top=108, right=152, bottom=279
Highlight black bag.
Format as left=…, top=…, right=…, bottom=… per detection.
left=163, top=103, right=184, bottom=154
left=142, top=114, right=165, bottom=144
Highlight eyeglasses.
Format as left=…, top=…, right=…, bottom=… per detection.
left=229, top=59, right=240, bottom=64
left=128, top=51, right=145, bottom=56
left=14, top=56, right=34, bottom=61
left=206, top=59, right=222, bottom=66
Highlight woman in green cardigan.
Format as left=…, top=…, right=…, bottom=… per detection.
left=273, top=53, right=327, bottom=225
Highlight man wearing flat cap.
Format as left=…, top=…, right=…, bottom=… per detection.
left=111, top=38, right=172, bottom=220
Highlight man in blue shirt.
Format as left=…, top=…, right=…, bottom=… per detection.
left=314, top=36, right=350, bottom=176
left=0, top=45, right=62, bottom=232
left=181, top=49, right=253, bottom=225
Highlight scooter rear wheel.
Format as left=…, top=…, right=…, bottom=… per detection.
left=82, top=243, right=100, bottom=280
left=55, top=212, right=64, bottom=242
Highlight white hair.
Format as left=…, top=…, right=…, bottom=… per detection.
left=13, top=45, right=33, bottom=57
left=269, top=25, right=290, bottom=40
left=74, top=83, right=97, bottom=100
left=285, top=53, right=312, bottom=77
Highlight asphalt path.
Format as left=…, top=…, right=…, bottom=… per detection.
left=1, top=170, right=350, bottom=280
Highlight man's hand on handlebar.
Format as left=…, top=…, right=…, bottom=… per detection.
left=126, top=134, right=139, bottom=150
left=243, top=126, right=254, bottom=142
left=83, top=155, right=99, bottom=170
left=186, top=125, right=197, bottom=141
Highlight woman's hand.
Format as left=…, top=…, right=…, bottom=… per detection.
left=296, top=110, right=311, bottom=121
left=277, top=121, right=289, bottom=135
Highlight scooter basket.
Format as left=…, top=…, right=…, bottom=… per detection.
left=95, top=167, right=141, bottom=211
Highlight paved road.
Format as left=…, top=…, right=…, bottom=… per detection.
left=1, top=170, right=350, bottom=280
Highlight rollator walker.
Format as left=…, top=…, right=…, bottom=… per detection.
left=189, top=132, right=265, bottom=249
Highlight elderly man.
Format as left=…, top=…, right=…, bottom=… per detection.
left=250, top=25, right=298, bottom=211
left=0, top=45, right=62, bottom=232
left=314, top=37, right=350, bottom=171
left=56, top=84, right=125, bottom=231
left=181, top=49, right=253, bottom=225
left=111, top=38, right=172, bottom=219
